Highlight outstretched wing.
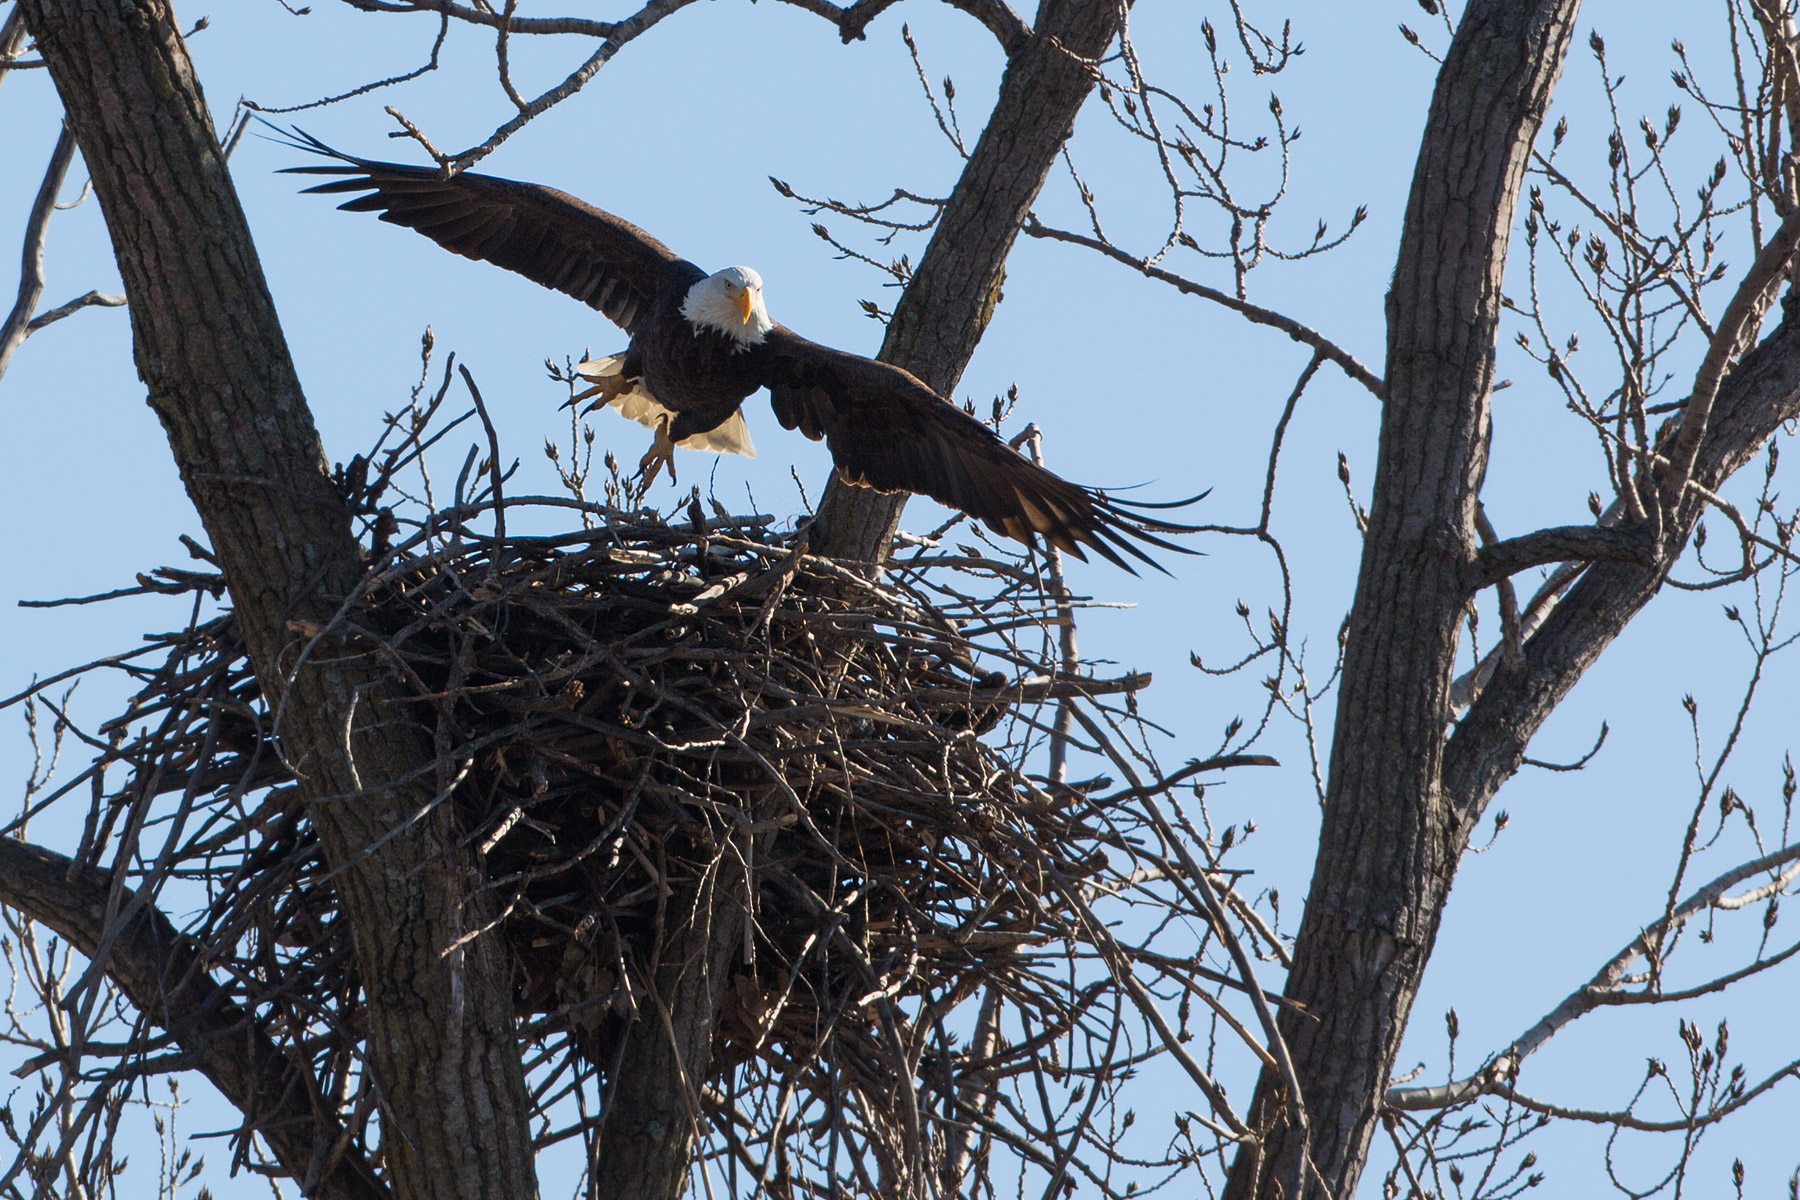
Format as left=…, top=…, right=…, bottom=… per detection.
left=278, top=129, right=679, bottom=333
left=763, top=328, right=1197, bottom=574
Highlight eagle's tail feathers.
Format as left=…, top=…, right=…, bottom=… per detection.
left=680, top=410, right=756, bottom=457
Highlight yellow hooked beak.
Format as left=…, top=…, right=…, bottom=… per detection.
left=736, top=287, right=757, bottom=325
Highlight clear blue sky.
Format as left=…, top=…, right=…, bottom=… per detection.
left=1, top=0, right=1795, bottom=1195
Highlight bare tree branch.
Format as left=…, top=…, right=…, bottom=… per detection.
left=24, top=287, right=125, bottom=332
left=772, top=0, right=904, bottom=43
left=1387, top=839, right=1800, bottom=1113
left=1462, top=1065, right=1800, bottom=1133
left=336, top=0, right=614, bottom=38
left=937, top=0, right=1029, bottom=52
left=246, top=10, right=449, bottom=115
left=1024, top=219, right=1385, bottom=398
left=346, top=0, right=1028, bottom=52
left=1468, top=523, right=1658, bottom=588
left=0, top=122, right=77, bottom=384
left=0, top=6, right=29, bottom=89
left=1660, top=205, right=1800, bottom=506
left=0, top=837, right=389, bottom=1200
left=446, top=0, right=703, bottom=171
left=1445, top=292, right=1800, bottom=848
left=1472, top=504, right=1524, bottom=668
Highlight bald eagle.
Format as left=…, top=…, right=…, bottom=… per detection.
left=282, top=132, right=1196, bottom=573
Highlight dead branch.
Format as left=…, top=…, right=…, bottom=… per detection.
left=0, top=122, right=76, bottom=383
left=1386, top=838, right=1800, bottom=1113
left=335, top=0, right=614, bottom=38
left=1468, top=523, right=1659, bottom=588
left=1023, top=219, right=1384, bottom=397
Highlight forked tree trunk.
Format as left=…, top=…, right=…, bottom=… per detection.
left=16, top=0, right=1133, bottom=1193
left=1223, top=4, right=1584, bottom=1196
left=16, top=2, right=538, bottom=1198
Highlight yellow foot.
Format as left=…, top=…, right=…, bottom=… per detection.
left=568, top=370, right=635, bottom=415
left=636, top=419, right=679, bottom=489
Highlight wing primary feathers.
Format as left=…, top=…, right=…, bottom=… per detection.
left=763, top=327, right=1205, bottom=575
left=271, top=121, right=680, bottom=336
left=1074, top=494, right=1207, bottom=577
left=269, top=121, right=1206, bottom=574
left=1099, top=489, right=1215, bottom=511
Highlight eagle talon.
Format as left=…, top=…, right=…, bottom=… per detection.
left=570, top=371, right=634, bottom=416
left=635, top=418, right=679, bottom=489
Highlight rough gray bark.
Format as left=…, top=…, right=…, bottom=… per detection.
left=14, top=2, right=538, bottom=1198
left=0, top=838, right=388, bottom=1200
left=810, top=0, right=1127, bottom=563
left=590, top=860, right=746, bottom=1200
left=1469, top=523, right=1657, bottom=586
left=1222, top=3, right=1585, bottom=1196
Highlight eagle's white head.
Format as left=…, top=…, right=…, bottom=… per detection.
left=681, top=266, right=773, bottom=349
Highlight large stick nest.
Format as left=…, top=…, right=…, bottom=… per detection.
left=321, top=508, right=1122, bottom=1073
left=16, top=369, right=1266, bottom=1197
left=65, top=496, right=1165, bottom=1178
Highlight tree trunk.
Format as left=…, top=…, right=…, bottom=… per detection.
left=15, top=3, right=538, bottom=1197
left=810, top=0, right=1128, bottom=563
left=1223, top=3, right=1583, bottom=1197
left=590, top=858, right=746, bottom=1199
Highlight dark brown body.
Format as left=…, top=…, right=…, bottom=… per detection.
left=626, top=260, right=770, bottom=443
